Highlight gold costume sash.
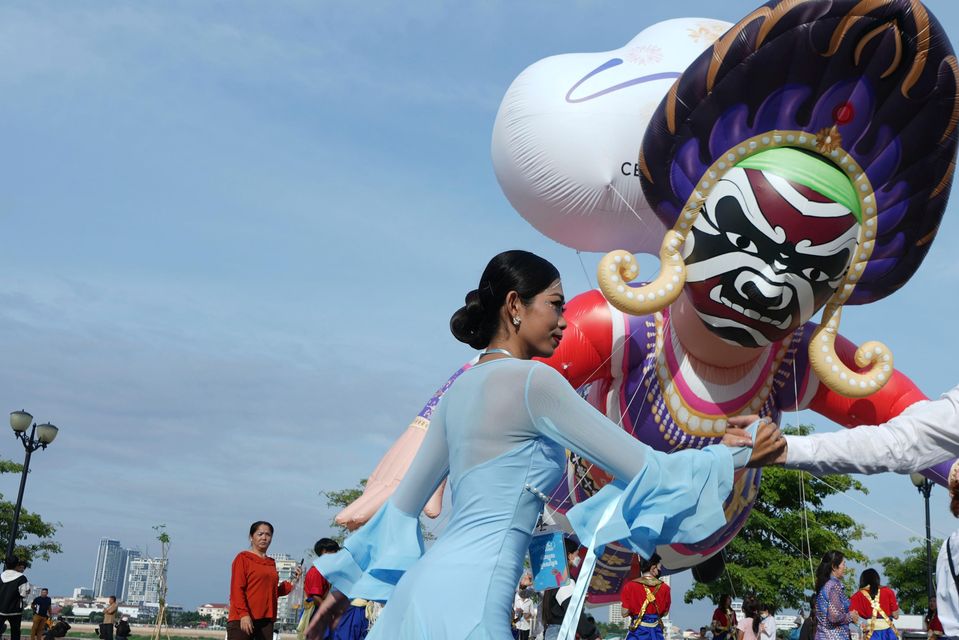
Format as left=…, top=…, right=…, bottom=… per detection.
left=629, top=577, right=664, bottom=632
left=859, top=589, right=899, bottom=640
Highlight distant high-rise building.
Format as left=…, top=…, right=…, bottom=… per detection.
left=120, top=550, right=141, bottom=601
left=270, top=554, right=300, bottom=627
left=609, top=601, right=628, bottom=626
left=93, top=539, right=125, bottom=598
left=123, top=556, right=166, bottom=605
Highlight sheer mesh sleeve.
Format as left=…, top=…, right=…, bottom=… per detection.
left=316, top=399, right=449, bottom=602
left=524, top=363, right=746, bottom=478
left=391, top=396, right=450, bottom=516
left=524, top=362, right=739, bottom=555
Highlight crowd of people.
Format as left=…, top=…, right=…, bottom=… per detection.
left=0, top=555, right=78, bottom=640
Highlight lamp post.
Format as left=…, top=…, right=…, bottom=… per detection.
left=6, top=410, right=58, bottom=560
left=910, top=472, right=935, bottom=601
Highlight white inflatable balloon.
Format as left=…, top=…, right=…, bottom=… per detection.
left=491, top=18, right=732, bottom=254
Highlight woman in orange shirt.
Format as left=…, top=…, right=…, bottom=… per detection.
left=228, top=521, right=302, bottom=640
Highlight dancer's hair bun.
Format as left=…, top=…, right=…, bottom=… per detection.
left=450, top=289, right=493, bottom=349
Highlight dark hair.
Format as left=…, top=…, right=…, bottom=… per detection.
left=926, top=597, right=938, bottom=624
left=450, top=250, right=560, bottom=349
left=4, top=556, right=18, bottom=570
left=639, top=553, right=661, bottom=573
left=718, top=594, right=732, bottom=609
left=314, top=538, right=340, bottom=556
left=814, top=551, right=845, bottom=594
left=249, top=521, right=274, bottom=537
left=563, top=537, right=580, bottom=558
left=811, top=551, right=845, bottom=635
left=859, top=568, right=880, bottom=599
left=752, top=602, right=775, bottom=633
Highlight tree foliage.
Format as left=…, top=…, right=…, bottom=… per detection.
left=684, top=424, right=870, bottom=609
left=151, top=524, right=172, bottom=640
left=878, top=537, right=940, bottom=614
left=322, top=479, right=435, bottom=543
left=321, top=480, right=368, bottom=544
left=169, top=611, right=213, bottom=627
left=0, top=457, right=62, bottom=563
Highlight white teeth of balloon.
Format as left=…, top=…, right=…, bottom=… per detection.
left=709, top=285, right=723, bottom=303
left=777, top=315, right=793, bottom=329
left=745, top=309, right=760, bottom=319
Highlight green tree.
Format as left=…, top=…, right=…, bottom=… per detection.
left=321, top=480, right=368, bottom=544
left=322, top=479, right=436, bottom=543
left=684, top=424, right=870, bottom=609
left=151, top=524, right=171, bottom=640
left=60, top=605, right=73, bottom=617
left=878, top=537, right=941, bottom=614
left=170, top=611, right=213, bottom=627
left=597, top=620, right=628, bottom=637
left=0, top=458, right=62, bottom=563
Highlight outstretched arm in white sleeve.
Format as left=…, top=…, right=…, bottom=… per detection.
left=771, top=385, right=959, bottom=475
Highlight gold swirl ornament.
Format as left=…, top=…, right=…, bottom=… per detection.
left=808, top=304, right=893, bottom=398
left=597, top=130, right=896, bottom=398
left=596, top=230, right=686, bottom=316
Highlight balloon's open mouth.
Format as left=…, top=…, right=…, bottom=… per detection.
left=708, top=284, right=792, bottom=330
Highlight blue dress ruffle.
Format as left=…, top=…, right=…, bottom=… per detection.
left=565, top=444, right=734, bottom=557
left=315, top=501, right=424, bottom=602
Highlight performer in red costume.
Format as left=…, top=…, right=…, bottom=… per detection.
left=622, top=555, right=670, bottom=640
left=848, top=569, right=900, bottom=640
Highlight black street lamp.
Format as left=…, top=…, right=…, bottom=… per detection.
left=6, top=410, right=58, bottom=560
left=910, top=472, right=935, bottom=602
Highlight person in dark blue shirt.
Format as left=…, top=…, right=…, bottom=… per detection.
left=30, top=589, right=51, bottom=640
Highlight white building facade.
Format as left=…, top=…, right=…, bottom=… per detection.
left=123, top=557, right=167, bottom=605
left=270, top=554, right=301, bottom=628
left=197, top=603, right=229, bottom=624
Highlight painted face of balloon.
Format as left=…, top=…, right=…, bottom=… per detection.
left=683, top=166, right=859, bottom=347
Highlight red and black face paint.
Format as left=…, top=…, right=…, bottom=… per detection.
left=683, top=167, right=859, bottom=347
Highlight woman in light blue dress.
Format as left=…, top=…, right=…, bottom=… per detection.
left=318, top=250, right=773, bottom=639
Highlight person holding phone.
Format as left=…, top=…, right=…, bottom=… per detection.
left=228, top=521, right=302, bottom=640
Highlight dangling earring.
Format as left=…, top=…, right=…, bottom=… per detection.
left=512, top=316, right=521, bottom=326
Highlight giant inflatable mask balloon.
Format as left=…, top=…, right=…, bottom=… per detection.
left=491, top=18, right=731, bottom=255
left=685, top=149, right=861, bottom=347
left=338, top=0, right=959, bottom=605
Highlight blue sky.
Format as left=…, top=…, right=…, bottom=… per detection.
left=1, top=0, right=958, bottom=630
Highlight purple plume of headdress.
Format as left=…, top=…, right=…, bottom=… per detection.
left=641, top=0, right=958, bottom=304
